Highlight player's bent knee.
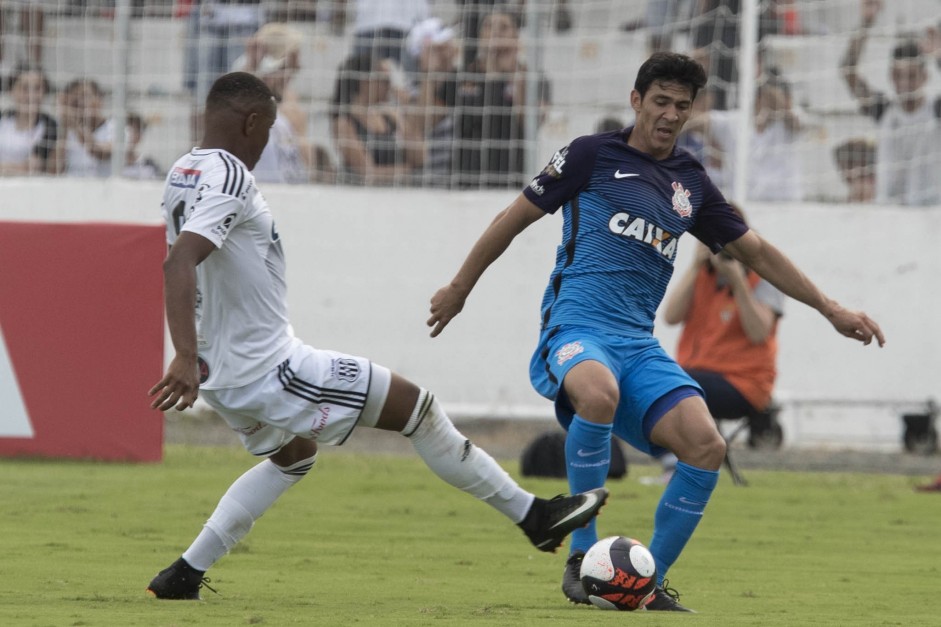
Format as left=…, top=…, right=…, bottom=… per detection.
left=686, top=433, right=726, bottom=470
left=570, top=387, right=619, bottom=423
left=707, top=433, right=727, bottom=464
left=272, top=453, right=317, bottom=479
left=269, top=436, right=318, bottom=468
left=671, top=428, right=727, bottom=470
left=400, top=388, right=436, bottom=437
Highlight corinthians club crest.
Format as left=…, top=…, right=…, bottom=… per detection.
left=671, top=181, right=692, bottom=217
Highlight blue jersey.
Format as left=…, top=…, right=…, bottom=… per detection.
left=522, top=128, right=748, bottom=337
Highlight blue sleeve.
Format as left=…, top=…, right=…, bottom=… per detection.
left=522, top=135, right=599, bottom=214
left=688, top=172, right=749, bottom=252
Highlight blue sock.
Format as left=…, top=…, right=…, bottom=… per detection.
left=648, top=460, right=718, bottom=585
left=564, top=415, right=612, bottom=554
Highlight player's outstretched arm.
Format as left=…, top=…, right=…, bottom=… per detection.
left=724, top=230, right=885, bottom=347
left=428, top=194, right=545, bottom=337
left=149, top=232, right=216, bottom=411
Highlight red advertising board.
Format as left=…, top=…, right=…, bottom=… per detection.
left=0, top=222, right=165, bottom=461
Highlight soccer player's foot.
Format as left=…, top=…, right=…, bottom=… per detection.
left=915, top=479, right=941, bottom=492
left=643, top=580, right=694, bottom=612
left=561, top=551, right=590, bottom=604
left=146, top=557, right=217, bottom=600
left=518, top=487, right=609, bottom=552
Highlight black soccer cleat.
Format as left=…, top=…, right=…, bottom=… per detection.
left=518, top=487, right=609, bottom=553
left=561, top=551, right=590, bottom=604
left=146, top=557, right=217, bottom=600
left=642, top=580, right=694, bottom=612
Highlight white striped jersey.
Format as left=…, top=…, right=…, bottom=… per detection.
left=161, top=147, right=296, bottom=389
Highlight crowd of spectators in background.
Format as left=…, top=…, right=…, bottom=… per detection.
left=0, top=0, right=938, bottom=204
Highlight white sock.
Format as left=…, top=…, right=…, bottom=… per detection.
left=405, top=391, right=534, bottom=523
left=182, top=455, right=315, bottom=571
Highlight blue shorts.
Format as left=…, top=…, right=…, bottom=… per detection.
left=529, top=326, right=702, bottom=456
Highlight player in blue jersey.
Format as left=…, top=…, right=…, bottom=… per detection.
left=427, top=52, right=885, bottom=612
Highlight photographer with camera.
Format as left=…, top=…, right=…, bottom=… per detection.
left=660, top=204, right=785, bottom=467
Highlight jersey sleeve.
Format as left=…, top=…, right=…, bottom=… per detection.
left=180, top=162, right=248, bottom=248
left=523, top=134, right=599, bottom=214
left=688, top=173, right=749, bottom=252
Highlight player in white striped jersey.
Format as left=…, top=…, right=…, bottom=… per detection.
left=145, top=72, right=607, bottom=601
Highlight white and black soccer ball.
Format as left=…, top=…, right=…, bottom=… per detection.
left=579, top=536, right=657, bottom=611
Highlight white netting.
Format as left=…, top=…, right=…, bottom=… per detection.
left=0, top=0, right=938, bottom=203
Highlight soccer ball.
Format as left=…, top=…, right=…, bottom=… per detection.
left=579, top=536, right=657, bottom=611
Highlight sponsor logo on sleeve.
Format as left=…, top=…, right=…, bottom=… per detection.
left=210, top=212, right=237, bottom=239
left=543, top=146, right=568, bottom=179
left=169, top=167, right=201, bottom=189
left=529, top=146, right=569, bottom=196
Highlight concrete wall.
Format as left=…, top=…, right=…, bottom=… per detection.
left=2, top=178, right=937, bottom=448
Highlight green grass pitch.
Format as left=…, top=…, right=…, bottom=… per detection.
left=1, top=445, right=940, bottom=626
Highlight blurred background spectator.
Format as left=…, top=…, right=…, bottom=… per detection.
left=689, top=0, right=807, bottom=111
left=57, top=77, right=153, bottom=179
left=233, top=22, right=329, bottom=184
left=182, top=0, right=266, bottom=139
left=0, top=0, right=933, bottom=203
left=657, top=205, right=786, bottom=482
left=330, top=52, right=423, bottom=185
left=449, top=6, right=551, bottom=188
left=349, top=0, right=429, bottom=68
left=902, top=118, right=941, bottom=207
left=832, top=137, right=876, bottom=203
left=690, top=0, right=741, bottom=111
left=840, top=0, right=938, bottom=206
left=645, top=0, right=692, bottom=54
left=685, top=67, right=803, bottom=201
left=0, top=64, right=57, bottom=176
left=0, top=0, right=47, bottom=91
left=404, top=16, right=459, bottom=187
left=122, top=111, right=162, bottom=179
left=457, top=0, right=574, bottom=68
left=57, top=78, right=115, bottom=177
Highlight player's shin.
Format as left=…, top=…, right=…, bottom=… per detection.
left=182, top=455, right=316, bottom=571
left=564, top=415, right=612, bottom=552
left=648, top=460, right=718, bottom=585
left=404, top=389, right=534, bottom=523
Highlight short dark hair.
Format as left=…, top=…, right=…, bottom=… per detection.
left=63, top=77, right=102, bottom=97
left=483, top=4, right=522, bottom=30
left=833, top=137, right=876, bottom=171
left=206, top=71, right=274, bottom=113
left=9, top=63, right=50, bottom=94
left=892, top=39, right=923, bottom=63
left=634, top=52, right=708, bottom=100
left=329, top=53, right=375, bottom=118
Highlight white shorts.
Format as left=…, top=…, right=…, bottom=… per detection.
left=200, top=343, right=392, bottom=456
